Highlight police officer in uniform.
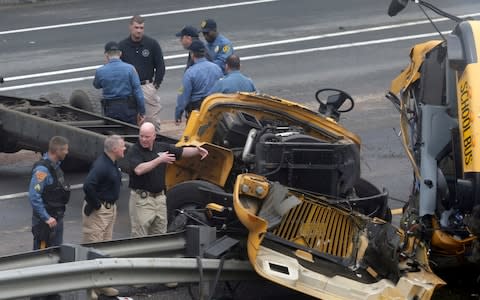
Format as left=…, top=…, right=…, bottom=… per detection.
left=29, top=136, right=70, bottom=250
left=82, top=135, right=125, bottom=299
left=29, top=136, right=70, bottom=300
left=175, top=25, right=211, bottom=70
left=200, top=18, right=234, bottom=74
left=93, top=41, right=145, bottom=125
left=126, top=122, right=208, bottom=237
left=119, top=15, right=165, bottom=132
left=208, top=54, right=256, bottom=94
left=175, top=40, right=223, bottom=124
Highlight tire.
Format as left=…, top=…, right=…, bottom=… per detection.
left=39, top=92, right=68, bottom=105
left=166, top=180, right=228, bottom=232
left=69, top=89, right=103, bottom=115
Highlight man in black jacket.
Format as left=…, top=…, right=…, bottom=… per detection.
left=82, top=135, right=126, bottom=299
left=126, top=122, right=208, bottom=237
left=82, top=135, right=125, bottom=242
left=119, top=15, right=165, bottom=132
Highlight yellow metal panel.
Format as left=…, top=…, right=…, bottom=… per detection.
left=457, top=22, right=480, bottom=172
left=389, top=40, right=442, bottom=95
left=273, top=199, right=355, bottom=258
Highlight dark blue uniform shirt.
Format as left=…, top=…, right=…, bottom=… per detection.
left=83, top=153, right=122, bottom=208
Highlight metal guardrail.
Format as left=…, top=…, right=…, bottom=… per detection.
left=0, top=231, right=187, bottom=272
left=0, top=257, right=255, bottom=299
left=0, top=227, right=255, bottom=299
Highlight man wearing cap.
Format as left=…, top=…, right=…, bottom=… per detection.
left=200, top=19, right=234, bottom=74
left=93, top=41, right=145, bottom=125
left=175, top=25, right=210, bottom=70
left=175, top=40, right=223, bottom=124
left=208, top=54, right=256, bottom=95
left=119, top=15, right=165, bottom=132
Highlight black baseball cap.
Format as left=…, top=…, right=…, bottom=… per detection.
left=104, top=41, right=120, bottom=52
left=188, top=40, right=206, bottom=52
left=175, top=25, right=199, bottom=38
left=200, top=19, right=217, bottom=33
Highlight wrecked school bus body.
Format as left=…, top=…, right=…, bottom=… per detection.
left=163, top=91, right=444, bottom=299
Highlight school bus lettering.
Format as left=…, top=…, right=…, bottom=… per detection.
left=460, top=81, right=473, bottom=166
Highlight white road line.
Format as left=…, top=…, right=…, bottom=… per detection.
left=236, top=12, right=479, bottom=50
left=0, top=31, right=445, bottom=92
left=241, top=31, right=447, bottom=60
left=0, top=65, right=184, bottom=91
left=0, top=178, right=129, bottom=201
left=0, top=0, right=278, bottom=35
left=0, top=184, right=83, bottom=201
left=4, top=53, right=187, bottom=81
left=4, top=12, right=480, bottom=84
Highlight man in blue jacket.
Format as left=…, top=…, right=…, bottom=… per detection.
left=29, top=136, right=70, bottom=252
left=208, top=54, right=256, bottom=94
left=175, top=40, right=223, bottom=124
left=200, top=19, right=234, bottom=74
left=94, top=41, right=145, bottom=125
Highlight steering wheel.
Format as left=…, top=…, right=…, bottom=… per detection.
left=315, top=88, right=355, bottom=114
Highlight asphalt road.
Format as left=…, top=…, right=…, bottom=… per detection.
left=1, top=0, right=480, bottom=298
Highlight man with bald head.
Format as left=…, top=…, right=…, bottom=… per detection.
left=125, top=122, right=208, bottom=236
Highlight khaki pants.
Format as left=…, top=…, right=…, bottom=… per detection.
left=82, top=201, right=117, bottom=243
left=129, top=190, right=167, bottom=237
left=141, top=83, right=162, bottom=132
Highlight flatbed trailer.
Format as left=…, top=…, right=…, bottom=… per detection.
left=0, top=94, right=176, bottom=169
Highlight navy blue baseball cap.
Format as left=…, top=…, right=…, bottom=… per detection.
left=200, top=19, right=217, bottom=32
left=188, top=40, right=206, bottom=52
left=175, top=25, right=199, bottom=38
left=104, top=41, right=120, bottom=52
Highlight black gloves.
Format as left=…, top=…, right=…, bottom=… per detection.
left=83, top=202, right=100, bottom=216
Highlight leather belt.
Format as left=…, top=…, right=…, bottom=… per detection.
left=135, top=189, right=164, bottom=199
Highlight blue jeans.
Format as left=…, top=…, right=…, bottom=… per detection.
left=32, top=216, right=64, bottom=250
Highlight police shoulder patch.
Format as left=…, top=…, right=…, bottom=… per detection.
left=35, top=171, right=48, bottom=182
left=222, top=45, right=230, bottom=53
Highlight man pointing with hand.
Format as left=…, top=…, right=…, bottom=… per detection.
left=125, top=122, right=208, bottom=236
